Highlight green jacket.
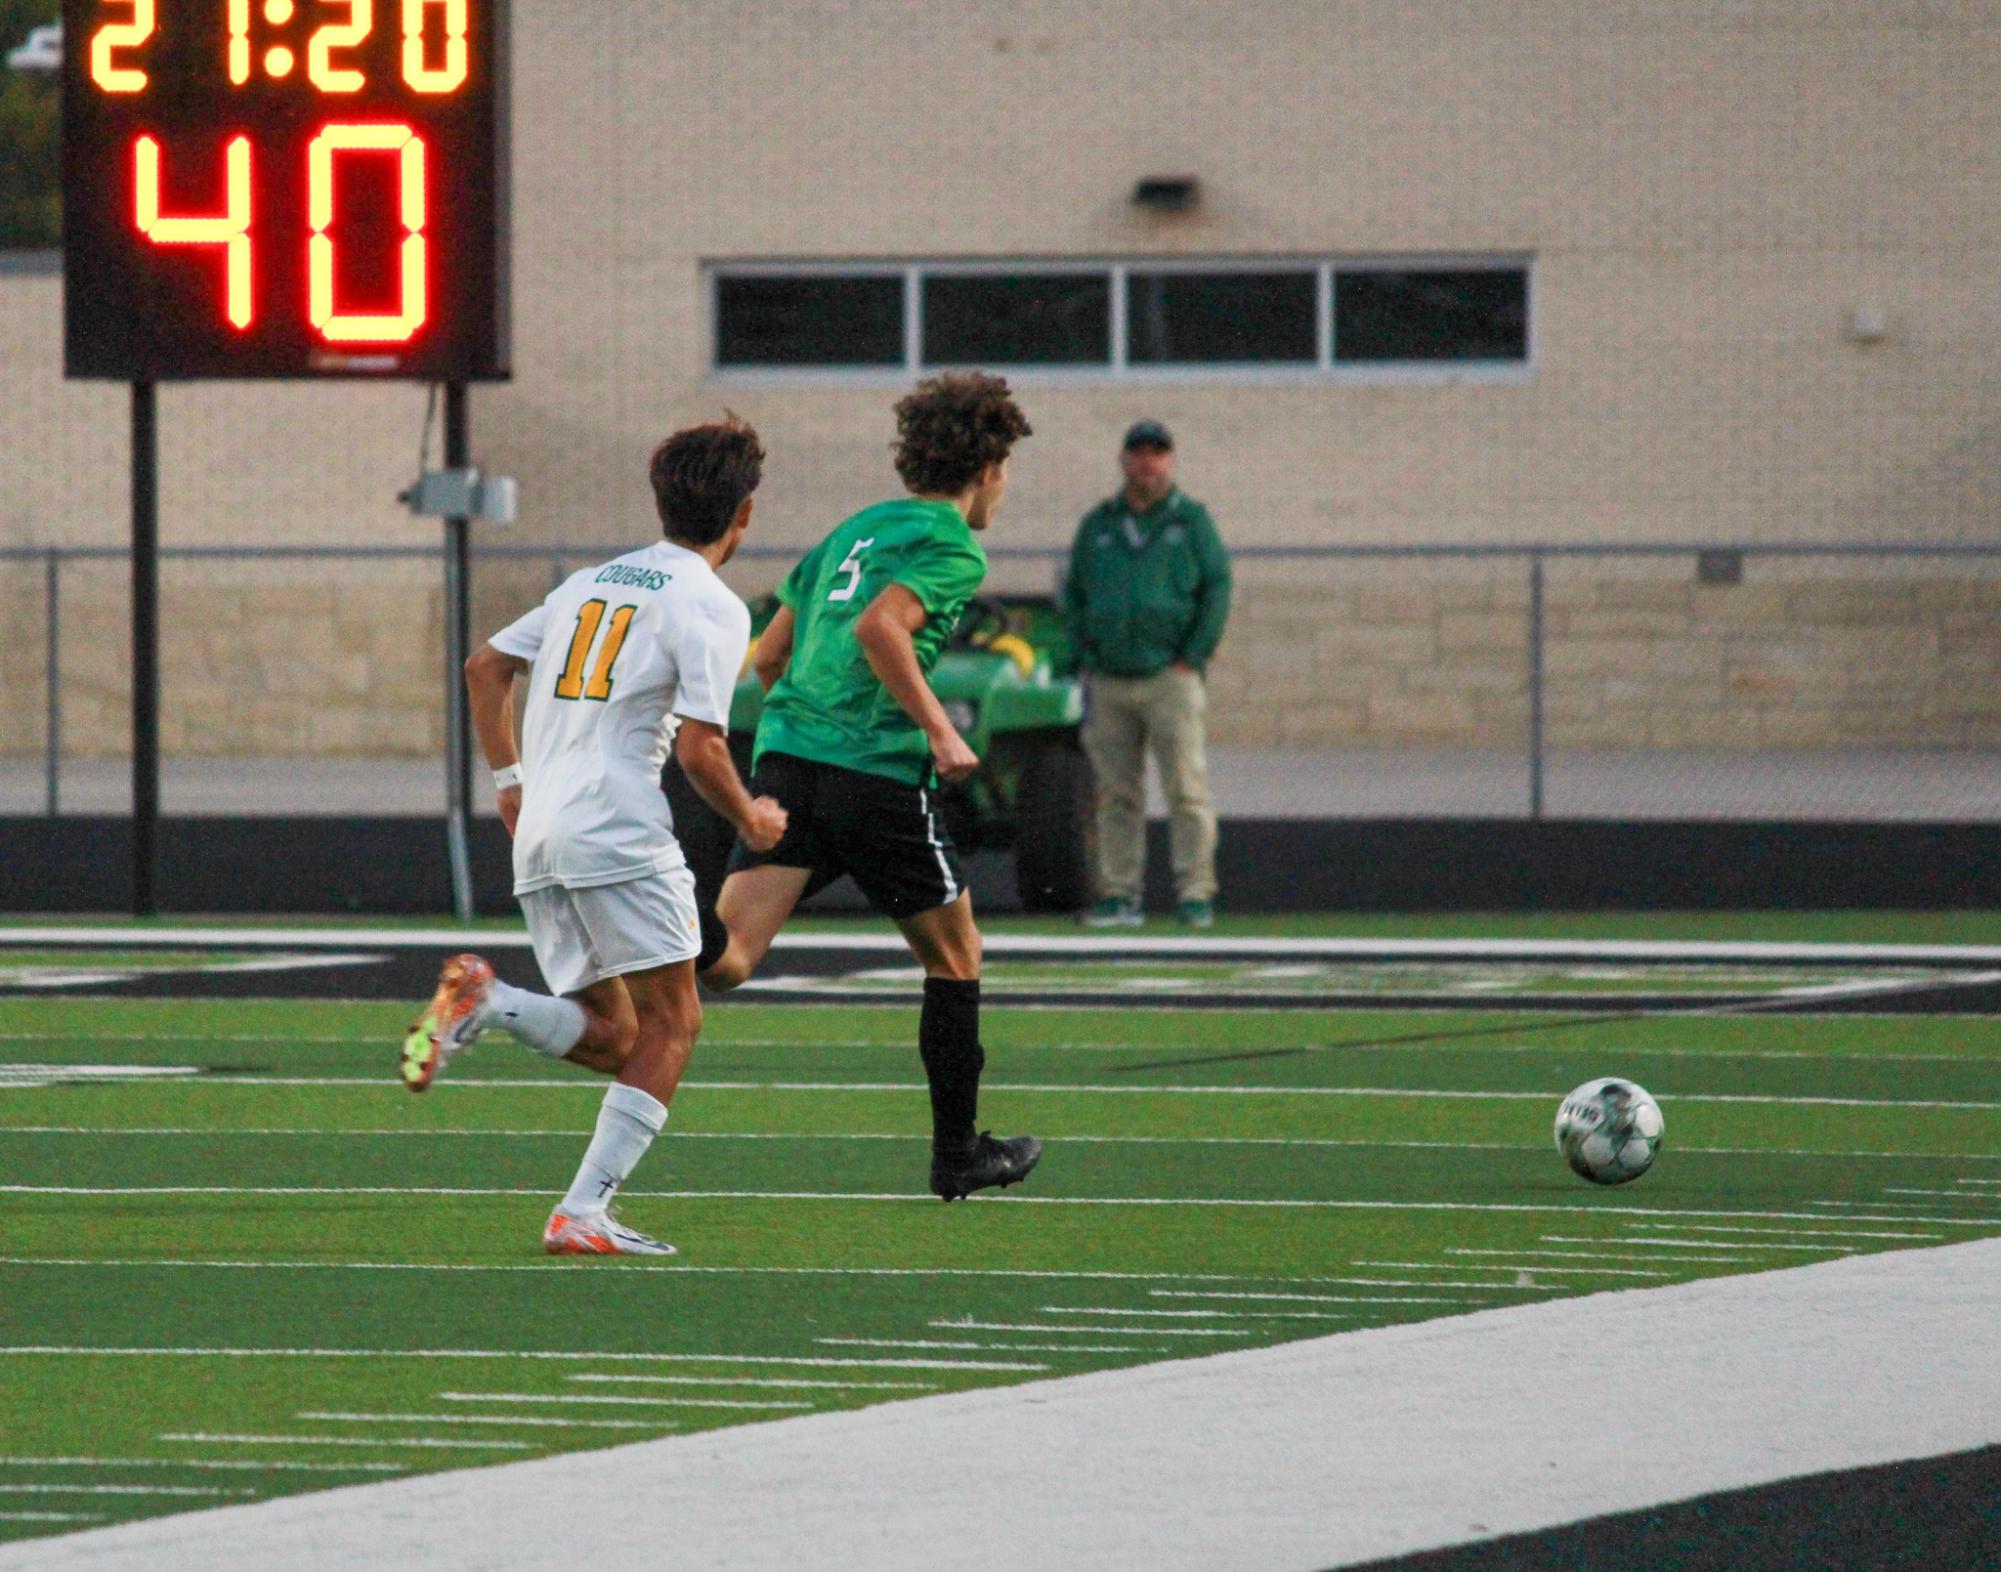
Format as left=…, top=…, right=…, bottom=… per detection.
left=1060, top=488, right=1232, bottom=676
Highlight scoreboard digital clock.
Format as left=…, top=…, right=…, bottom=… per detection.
left=62, top=0, right=510, bottom=380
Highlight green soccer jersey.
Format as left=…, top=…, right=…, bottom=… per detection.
left=755, top=497, right=988, bottom=785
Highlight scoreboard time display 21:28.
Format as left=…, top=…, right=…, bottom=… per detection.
left=62, top=0, right=510, bottom=381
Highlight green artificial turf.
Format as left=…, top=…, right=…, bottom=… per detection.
left=0, top=958, right=1997, bottom=1545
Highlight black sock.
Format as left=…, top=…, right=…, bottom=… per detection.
left=920, top=977, right=985, bottom=1157
left=695, top=906, right=729, bottom=973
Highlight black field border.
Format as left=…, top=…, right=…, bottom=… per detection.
left=1, top=939, right=2000, bottom=1015
left=8, top=815, right=2001, bottom=913
left=1342, top=1443, right=2001, bottom=1572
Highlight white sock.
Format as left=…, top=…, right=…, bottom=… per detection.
left=487, top=979, right=586, bottom=1058
left=561, top=1083, right=668, bottom=1216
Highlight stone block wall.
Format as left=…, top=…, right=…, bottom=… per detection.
left=4, top=552, right=1996, bottom=758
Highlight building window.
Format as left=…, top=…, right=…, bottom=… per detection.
left=923, top=272, right=1111, bottom=366
left=1126, top=269, right=1318, bottom=364
left=1333, top=269, right=1529, bottom=363
left=714, top=273, right=905, bottom=367
left=710, top=259, right=1530, bottom=377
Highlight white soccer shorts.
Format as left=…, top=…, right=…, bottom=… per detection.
left=518, top=867, right=702, bottom=998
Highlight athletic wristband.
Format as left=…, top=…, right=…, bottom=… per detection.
left=492, top=764, right=523, bottom=791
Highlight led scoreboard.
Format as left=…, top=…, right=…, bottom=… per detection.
left=62, top=0, right=509, bottom=380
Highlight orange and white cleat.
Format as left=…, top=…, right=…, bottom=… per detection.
left=400, top=953, right=496, bottom=1093
left=543, top=1209, right=676, bottom=1257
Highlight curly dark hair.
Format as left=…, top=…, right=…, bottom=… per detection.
left=649, top=413, right=765, bottom=545
left=892, top=373, right=1032, bottom=496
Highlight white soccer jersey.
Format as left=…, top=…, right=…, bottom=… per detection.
left=488, top=540, right=751, bottom=895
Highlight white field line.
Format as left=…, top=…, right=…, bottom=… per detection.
left=1036, top=1307, right=1356, bottom=1323
left=0, top=1257, right=666, bottom=1275
left=20, top=924, right=2001, bottom=963
left=0, top=928, right=531, bottom=950
left=1622, top=1221, right=1940, bottom=1241
left=9, top=1127, right=1998, bottom=1164
left=0, top=1258, right=1359, bottom=1286
left=22, top=1075, right=1996, bottom=1108
left=0, top=1261, right=1492, bottom=1298
left=934, top=1322, right=1249, bottom=1339
left=0, top=1457, right=403, bottom=1474
left=0, top=1067, right=206, bottom=1087
left=179, top=955, right=381, bottom=977
left=1734, top=970, right=2001, bottom=1006
left=1538, top=1235, right=1856, bottom=1254
left=295, top=1412, right=670, bottom=1432
left=433, top=1393, right=808, bottom=1412
left=1040, top=1307, right=1248, bottom=1319
left=0, top=1485, right=252, bottom=1498
left=1882, top=1187, right=1995, bottom=1199
left=815, top=1338, right=1147, bottom=1355
left=1357, top=1258, right=1674, bottom=1279
left=0, top=1349, right=1048, bottom=1372
left=0, top=1513, right=105, bottom=1523
left=6, top=1189, right=1997, bottom=1229
left=568, top=1375, right=935, bottom=1391
left=157, top=1433, right=531, bottom=1452
left=0, top=1033, right=392, bottom=1045
left=1448, top=1248, right=1748, bottom=1266
left=0, top=954, right=377, bottom=991
left=1806, top=1200, right=1933, bottom=1210
left=1150, top=1290, right=1472, bottom=1307
left=1958, top=1178, right=2001, bottom=1186
left=1248, top=1276, right=1534, bottom=1290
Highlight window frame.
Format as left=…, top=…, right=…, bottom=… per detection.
left=1328, top=261, right=1535, bottom=370
left=706, top=260, right=911, bottom=384
left=705, top=254, right=1535, bottom=386
left=918, top=259, right=1117, bottom=372
left=1122, top=261, right=1324, bottom=370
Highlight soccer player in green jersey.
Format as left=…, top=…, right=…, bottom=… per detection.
left=700, top=373, right=1041, bottom=1201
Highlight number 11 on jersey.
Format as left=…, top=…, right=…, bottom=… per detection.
left=554, top=599, right=636, bottom=701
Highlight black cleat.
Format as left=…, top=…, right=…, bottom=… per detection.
left=930, top=1131, right=1042, bottom=1202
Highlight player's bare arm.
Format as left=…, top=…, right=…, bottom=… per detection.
left=675, top=717, right=787, bottom=851
left=856, top=583, right=978, bottom=782
left=465, top=642, right=530, bottom=835
left=752, top=604, right=795, bottom=692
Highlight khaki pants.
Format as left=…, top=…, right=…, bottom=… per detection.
left=1081, top=668, right=1218, bottom=904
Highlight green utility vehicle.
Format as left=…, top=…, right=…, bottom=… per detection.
left=665, top=594, right=1095, bottom=912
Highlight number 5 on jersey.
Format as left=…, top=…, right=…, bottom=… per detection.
left=827, top=538, right=876, bottom=603
left=554, top=600, right=637, bottom=701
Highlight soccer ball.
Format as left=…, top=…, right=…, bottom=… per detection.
left=1553, top=1077, right=1664, bottom=1185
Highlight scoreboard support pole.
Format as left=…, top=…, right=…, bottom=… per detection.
left=442, top=382, right=478, bottom=923
left=131, top=380, right=160, bottom=918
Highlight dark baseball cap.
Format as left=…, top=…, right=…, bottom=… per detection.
left=1122, top=420, right=1174, bottom=451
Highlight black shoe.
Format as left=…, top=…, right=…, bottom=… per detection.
left=929, top=1131, right=1042, bottom=1202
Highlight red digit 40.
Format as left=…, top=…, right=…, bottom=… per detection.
left=132, top=126, right=430, bottom=346
left=134, top=135, right=253, bottom=327
left=309, top=124, right=429, bottom=343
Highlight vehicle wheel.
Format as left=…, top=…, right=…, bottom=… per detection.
left=1014, top=743, right=1094, bottom=913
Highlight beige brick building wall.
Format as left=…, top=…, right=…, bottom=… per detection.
left=3, top=0, right=1996, bottom=759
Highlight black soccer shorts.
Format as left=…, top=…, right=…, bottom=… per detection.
left=726, top=750, right=966, bottom=920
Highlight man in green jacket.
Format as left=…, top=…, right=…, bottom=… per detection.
left=1060, top=421, right=1232, bottom=927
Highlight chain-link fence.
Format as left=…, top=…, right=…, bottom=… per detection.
left=3, top=540, right=1997, bottom=820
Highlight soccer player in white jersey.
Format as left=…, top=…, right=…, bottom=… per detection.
left=400, top=416, right=787, bottom=1258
